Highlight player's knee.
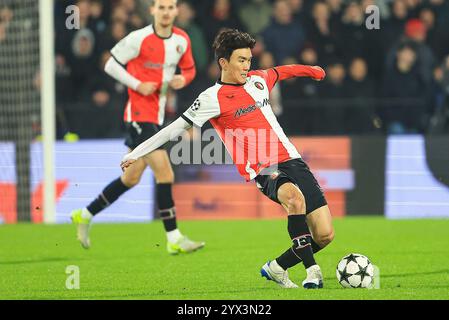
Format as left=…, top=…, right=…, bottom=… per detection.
left=121, top=174, right=141, bottom=188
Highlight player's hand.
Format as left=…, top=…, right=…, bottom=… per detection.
left=120, top=159, right=136, bottom=172
left=310, top=66, right=326, bottom=81
left=136, top=82, right=157, bottom=96
left=169, top=75, right=186, bottom=90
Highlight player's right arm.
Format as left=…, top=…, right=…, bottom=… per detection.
left=105, top=29, right=156, bottom=95
left=121, top=89, right=221, bottom=170
left=121, top=116, right=192, bottom=170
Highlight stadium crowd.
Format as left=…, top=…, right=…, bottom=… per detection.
left=2, top=0, right=449, bottom=138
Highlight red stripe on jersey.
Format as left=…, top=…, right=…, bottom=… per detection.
left=125, top=33, right=165, bottom=123
left=210, top=83, right=293, bottom=181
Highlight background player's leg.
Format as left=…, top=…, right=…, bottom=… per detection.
left=86, top=157, right=147, bottom=216
left=144, top=150, right=205, bottom=254
left=71, top=157, right=147, bottom=248
left=144, top=150, right=176, bottom=232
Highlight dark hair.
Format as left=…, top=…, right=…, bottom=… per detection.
left=212, top=29, right=256, bottom=67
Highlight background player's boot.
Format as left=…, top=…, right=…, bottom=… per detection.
left=166, top=235, right=205, bottom=254
left=260, top=260, right=299, bottom=288
left=302, top=264, right=323, bottom=289
left=71, top=209, right=91, bottom=249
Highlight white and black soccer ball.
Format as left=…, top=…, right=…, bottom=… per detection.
left=336, top=253, right=374, bottom=288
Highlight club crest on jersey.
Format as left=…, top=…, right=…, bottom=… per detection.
left=254, top=81, right=264, bottom=90
left=176, top=45, right=184, bottom=54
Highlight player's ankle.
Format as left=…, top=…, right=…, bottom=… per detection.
left=81, top=208, right=93, bottom=220
left=166, top=229, right=182, bottom=243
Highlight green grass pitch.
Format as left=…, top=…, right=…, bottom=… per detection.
left=1, top=217, right=449, bottom=300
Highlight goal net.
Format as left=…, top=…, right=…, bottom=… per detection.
left=0, top=0, right=42, bottom=223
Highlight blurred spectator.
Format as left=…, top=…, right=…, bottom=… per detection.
left=262, top=0, right=306, bottom=64
left=387, top=18, right=436, bottom=88
left=175, top=1, right=211, bottom=114
left=238, top=0, right=272, bottom=35
left=85, top=52, right=127, bottom=138
left=403, top=0, right=423, bottom=18
left=429, top=55, right=449, bottom=133
left=338, top=1, right=367, bottom=63
left=320, top=61, right=349, bottom=99
left=345, top=57, right=377, bottom=133
left=428, top=0, right=449, bottom=29
left=202, top=0, right=244, bottom=48
left=382, top=43, right=429, bottom=133
left=319, top=61, right=349, bottom=134
left=384, top=0, right=409, bottom=52
left=287, top=0, right=306, bottom=23
left=176, top=1, right=208, bottom=72
left=325, top=0, right=344, bottom=29
left=305, top=1, right=340, bottom=65
left=419, top=7, right=449, bottom=61
left=67, top=28, right=98, bottom=100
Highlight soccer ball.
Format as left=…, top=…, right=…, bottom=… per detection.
left=336, top=253, right=374, bottom=288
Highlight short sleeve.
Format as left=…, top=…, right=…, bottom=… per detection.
left=110, top=30, right=142, bottom=65
left=182, top=90, right=221, bottom=127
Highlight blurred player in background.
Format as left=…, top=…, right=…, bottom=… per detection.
left=71, top=0, right=205, bottom=254
left=121, top=29, right=335, bottom=289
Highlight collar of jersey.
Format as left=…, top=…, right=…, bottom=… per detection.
left=152, top=25, right=173, bottom=39
left=217, top=79, right=246, bottom=86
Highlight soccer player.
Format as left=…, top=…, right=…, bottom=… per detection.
left=120, top=29, right=335, bottom=289
left=71, top=0, right=205, bottom=254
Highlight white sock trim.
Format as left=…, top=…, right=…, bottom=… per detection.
left=167, top=229, right=182, bottom=243
left=81, top=208, right=93, bottom=220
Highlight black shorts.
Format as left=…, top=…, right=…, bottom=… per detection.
left=255, top=158, right=327, bottom=214
left=124, top=121, right=165, bottom=150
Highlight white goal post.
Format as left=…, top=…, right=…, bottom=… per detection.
left=39, top=0, right=56, bottom=224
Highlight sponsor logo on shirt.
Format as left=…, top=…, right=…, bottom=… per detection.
left=143, top=61, right=177, bottom=69
left=234, top=98, right=270, bottom=118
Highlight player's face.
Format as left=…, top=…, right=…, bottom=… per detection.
left=222, top=48, right=252, bottom=84
left=151, top=0, right=178, bottom=28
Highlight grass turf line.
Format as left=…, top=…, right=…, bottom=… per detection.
left=1, top=217, right=449, bottom=299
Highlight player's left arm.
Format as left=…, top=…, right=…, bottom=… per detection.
left=274, top=64, right=325, bottom=81
left=170, top=35, right=196, bottom=90
left=258, top=65, right=326, bottom=91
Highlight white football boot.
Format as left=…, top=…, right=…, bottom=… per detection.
left=260, top=260, right=299, bottom=288
left=302, top=264, right=324, bottom=289
left=70, top=208, right=92, bottom=249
